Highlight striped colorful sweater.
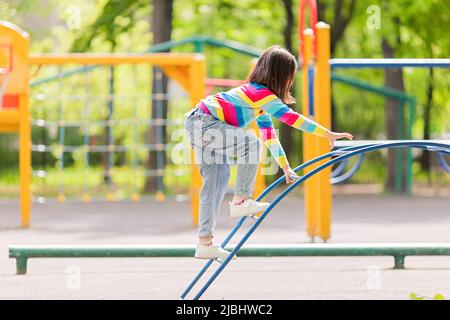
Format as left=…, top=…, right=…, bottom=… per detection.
left=197, top=82, right=328, bottom=168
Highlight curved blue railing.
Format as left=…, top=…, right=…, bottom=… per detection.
left=437, top=153, right=450, bottom=173
left=330, top=142, right=450, bottom=184
left=331, top=154, right=365, bottom=184
left=330, top=157, right=349, bottom=178
left=181, top=141, right=449, bottom=300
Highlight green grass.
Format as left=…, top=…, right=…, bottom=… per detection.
left=0, top=165, right=192, bottom=199
left=0, top=159, right=447, bottom=200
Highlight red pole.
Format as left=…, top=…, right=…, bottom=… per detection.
left=299, top=0, right=318, bottom=64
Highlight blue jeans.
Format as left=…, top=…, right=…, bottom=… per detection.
left=184, top=108, right=261, bottom=237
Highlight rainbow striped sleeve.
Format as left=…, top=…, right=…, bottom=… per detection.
left=260, top=97, right=329, bottom=137
left=256, top=113, right=289, bottom=169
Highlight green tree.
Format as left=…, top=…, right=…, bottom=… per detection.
left=145, top=0, right=173, bottom=193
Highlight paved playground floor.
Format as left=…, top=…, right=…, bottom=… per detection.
left=0, top=193, right=449, bottom=300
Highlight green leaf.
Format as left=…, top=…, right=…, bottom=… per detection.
left=433, top=294, right=445, bottom=300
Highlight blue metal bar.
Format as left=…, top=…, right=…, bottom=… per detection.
left=330, top=158, right=349, bottom=178
left=181, top=141, right=448, bottom=299
left=180, top=143, right=374, bottom=299
left=180, top=217, right=247, bottom=299
left=82, top=66, right=90, bottom=196
left=57, top=67, right=65, bottom=196
left=187, top=141, right=449, bottom=300
left=155, top=68, right=164, bottom=194
left=330, top=58, right=450, bottom=69
left=182, top=144, right=384, bottom=299
left=105, top=66, right=114, bottom=186
left=410, top=145, right=450, bottom=157
left=132, top=66, right=140, bottom=196
left=425, top=147, right=450, bottom=155
left=436, top=153, right=450, bottom=173
left=308, top=64, right=315, bottom=116
left=331, top=153, right=365, bottom=184
left=331, top=72, right=415, bottom=101
left=408, top=146, right=450, bottom=173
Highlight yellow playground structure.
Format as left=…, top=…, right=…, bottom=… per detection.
left=300, top=23, right=332, bottom=241
left=0, top=21, right=31, bottom=228
left=1, top=21, right=210, bottom=227
left=0, top=21, right=265, bottom=228
left=0, top=20, right=331, bottom=237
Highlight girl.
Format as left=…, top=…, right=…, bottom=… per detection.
left=184, top=46, right=353, bottom=260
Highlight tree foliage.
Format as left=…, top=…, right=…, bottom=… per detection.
left=2, top=0, right=448, bottom=190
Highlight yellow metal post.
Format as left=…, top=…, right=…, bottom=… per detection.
left=0, top=21, right=30, bottom=228
left=301, top=28, right=319, bottom=239
left=314, top=22, right=332, bottom=241
left=19, top=93, right=31, bottom=228
left=188, top=55, right=206, bottom=226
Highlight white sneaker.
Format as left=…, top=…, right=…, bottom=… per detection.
left=229, top=199, right=270, bottom=218
left=194, top=244, right=237, bottom=260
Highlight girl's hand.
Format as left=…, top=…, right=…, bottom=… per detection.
left=282, top=166, right=298, bottom=184
left=324, top=131, right=353, bottom=148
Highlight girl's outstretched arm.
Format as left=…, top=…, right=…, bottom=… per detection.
left=256, top=115, right=300, bottom=184
left=260, top=97, right=353, bottom=146
left=256, top=114, right=289, bottom=169
left=260, top=97, right=328, bottom=136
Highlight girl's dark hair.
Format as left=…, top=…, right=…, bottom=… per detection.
left=247, top=45, right=298, bottom=104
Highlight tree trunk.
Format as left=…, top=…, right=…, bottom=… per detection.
left=330, top=0, right=356, bottom=56
left=144, top=0, right=173, bottom=193
left=103, top=61, right=115, bottom=187
left=382, top=38, right=406, bottom=193
left=280, top=0, right=294, bottom=162
left=317, top=0, right=356, bottom=131
left=331, top=0, right=355, bottom=132
left=317, top=0, right=326, bottom=21
left=420, top=67, right=433, bottom=183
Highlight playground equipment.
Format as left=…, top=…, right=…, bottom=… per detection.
left=161, top=36, right=421, bottom=194
left=9, top=242, right=450, bottom=275
left=330, top=73, right=415, bottom=190
left=2, top=14, right=449, bottom=301
left=298, top=0, right=450, bottom=242
left=0, top=21, right=31, bottom=228
left=7, top=141, right=449, bottom=296
left=4, top=18, right=441, bottom=229
left=28, top=37, right=266, bottom=218
left=180, top=140, right=449, bottom=300
left=1, top=20, right=209, bottom=227
left=30, top=53, right=206, bottom=224
left=2, top=22, right=270, bottom=228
